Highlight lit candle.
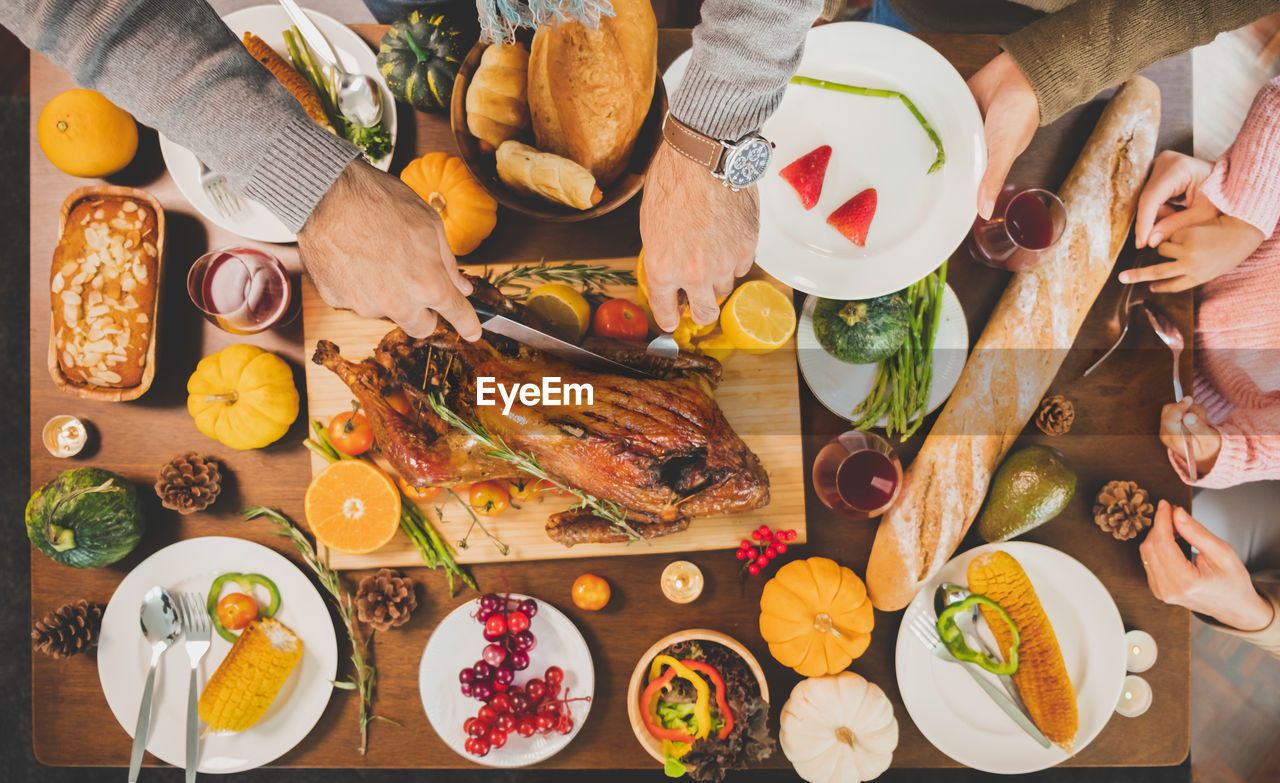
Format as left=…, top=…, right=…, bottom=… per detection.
left=661, top=561, right=704, bottom=604
left=43, top=415, right=87, bottom=458
left=1115, top=674, right=1153, bottom=718
left=1124, top=630, right=1158, bottom=673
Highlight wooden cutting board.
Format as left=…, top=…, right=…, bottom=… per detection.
left=301, top=257, right=806, bottom=568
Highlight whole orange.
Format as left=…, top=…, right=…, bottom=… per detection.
left=571, top=573, right=611, bottom=611
left=38, top=89, right=138, bottom=177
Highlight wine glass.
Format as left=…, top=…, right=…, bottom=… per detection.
left=812, top=431, right=903, bottom=519
left=967, top=185, right=1067, bottom=271
left=187, top=246, right=296, bottom=335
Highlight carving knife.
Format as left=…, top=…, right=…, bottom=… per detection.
left=469, top=298, right=653, bottom=378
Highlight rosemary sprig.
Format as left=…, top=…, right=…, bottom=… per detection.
left=446, top=488, right=510, bottom=556
left=424, top=393, right=646, bottom=543
left=486, top=261, right=637, bottom=298
left=789, top=75, right=946, bottom=174
left=243, top=506, right=392, bottom=754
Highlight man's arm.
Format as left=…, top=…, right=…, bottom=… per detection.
left=4, top=0, right=358, bottom=231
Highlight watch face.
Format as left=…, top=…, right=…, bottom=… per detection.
left=723, top=138, right=772, bottom=188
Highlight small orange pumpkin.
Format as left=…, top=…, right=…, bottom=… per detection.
left=759, top=557, right=874, bottom=677
left=400, top=152, right=497, bottom=256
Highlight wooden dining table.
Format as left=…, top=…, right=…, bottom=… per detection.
left=28, top=25, right=1193, bottom=773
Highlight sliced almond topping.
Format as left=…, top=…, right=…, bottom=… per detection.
left=139, top=332, right=149, bottom=342
left=59, top=262, right=78, bottom=278
left=109, top=218, right=130, bottom=231
left=142, top=242, right=156, bottom=257
left=133, top=263, right=149, bottom=283
left=61, top=349, right=74, bottom=367
left=81, top=352, right=102, bottom=366
left=51, top=273, right=65, bottom=293
left=62, top=304, right=78, bottom=324
left=60, top=290, right=81, bottom=305
left=123, top=295, right=138, bottom=310
left=137, top=208, right=149, bottom=221
left=98, top=370, right=122, bottom=383
left=79, top=213, right=91, bottom=226
left=136, top=313, right=149, bottom=324
left=122, top=200, right=137, bottom=213
left=92, top=208, right=105, bottom=220
left=87, top=304, right=110, bottom=319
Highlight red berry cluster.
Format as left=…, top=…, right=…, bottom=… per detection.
left=735, top=524, right=796, bottom=575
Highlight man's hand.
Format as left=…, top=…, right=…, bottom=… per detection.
left=639, top=142, right=758, bottom=331
left=297, top=159, right=482, bottom=340
left=1159, top=397, right=1221, bottom=475
left=967, top=52, right=1040, bottom=220
left=1141, top=500, right=1275, bottom=632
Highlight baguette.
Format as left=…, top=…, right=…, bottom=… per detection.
left=465, top=43, right=530, bottom=153
left=865, top=77, right=1162, bottom=611
left=496, top=140, right=602, bottom=209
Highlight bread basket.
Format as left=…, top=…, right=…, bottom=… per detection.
left=626, top=628, right=770, bottom=764
left=450, top=40, right=667, bottom=222
left=47, top=185, right=165, bottom=402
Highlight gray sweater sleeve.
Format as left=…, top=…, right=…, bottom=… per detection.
left=669, top=0, right=823, bottom=141
left=4, top=0, right=360, bottom=231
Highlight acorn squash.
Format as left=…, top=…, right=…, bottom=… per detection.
left=26, top=467, right=144, bottom=568
left=812, top=294, right=910, bottom=364
left=377, top=10, right=470, bottom=112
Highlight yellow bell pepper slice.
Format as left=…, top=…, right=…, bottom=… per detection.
left=648, top=654, right=712, bottom=741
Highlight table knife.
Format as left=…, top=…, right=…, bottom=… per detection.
left=277, top=0, right=343, bottom=68
left=957, top=660, right=1053, bottom=749
left=470, top=298, right=652, bottom=378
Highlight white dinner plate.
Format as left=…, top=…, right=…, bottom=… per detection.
left=895, top=542, right=1127, bottom=774
left=98, top=536, right=338, bottom=774
left=797, top=286, right=967, bottom=426
left=159, top=4, right=397, bottom=244
left=419, top=594, right=594, bottom=767
left=757, top=22, right=985, bottom=299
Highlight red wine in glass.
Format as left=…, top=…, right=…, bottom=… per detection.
left=187, top=247, right=295, bottom=334
left=812, top=431, right=903, bottom=519
left=968, top=186, right=1067, bottom=271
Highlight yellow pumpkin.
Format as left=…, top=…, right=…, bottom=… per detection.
left=759, top=557, right=874, bottom=677
left=187, top=344, right=299, bottom=450
left=400, top=152, right=498, bottom=256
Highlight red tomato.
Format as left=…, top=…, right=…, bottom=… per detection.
left=383, top=388, right=411, bottom=416
left=507, top=477, right=545, bottom=503
left=571, top=573, right=611, bottom=611
left=591, top=298, right=648, bottom=341
left=398, top=478, right=442, bottom=503
left=328, top=411, right=374, bottom=456
left=469, top=481, right=510, bottom=517
left=216, top=592, right=259, bottom=631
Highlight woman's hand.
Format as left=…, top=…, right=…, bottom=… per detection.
left=1140, top=500, right=1274, bottom=632
left=1159, top=398, right=1222, bottom=476
left=1133, top=150, right=1215, bottom=249
left=967, top=52, right=1040, bottom=220
left=297, top=159, right=482, bottom=340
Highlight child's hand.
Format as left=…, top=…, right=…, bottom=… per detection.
left=1140, top=500, right=1274, bottom=632
left=1160, top=397, right=1221, bottom=475
left=1121, top=214, right=1265, bottom=292
left=1134, top=150, right=1215, bottom=249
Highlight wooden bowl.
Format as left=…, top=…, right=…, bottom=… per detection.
left=626, top=628, right=771, bottom=764
left=47, top=185, right=165, bottom=401
left=450, top=40, right=667, bottom=222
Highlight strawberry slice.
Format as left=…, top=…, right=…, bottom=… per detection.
left=778, top=145, right=832, bottom=210
left=827, top=188, right=878, bottom=247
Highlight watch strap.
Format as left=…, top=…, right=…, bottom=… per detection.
left=661, top=113, right=724, bottom=171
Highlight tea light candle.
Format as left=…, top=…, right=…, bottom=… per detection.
left=1125, top=630, right=1158, bottom=673
left=1115, top=674, right=1153, bottom=717
left=43, top=415, right=87, bottom=458
left=661, top=561, right=704, bottom=604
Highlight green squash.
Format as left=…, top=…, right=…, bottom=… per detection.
left=812, top=294, right=911, bottom=364
left=26, top=467, right=145, bottom=569
left=377, top=10, right=470, bottom=112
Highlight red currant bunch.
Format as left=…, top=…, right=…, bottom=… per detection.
left=462, top=666, right=589, bottom=757
left=735, top=524, right=797, bottom=576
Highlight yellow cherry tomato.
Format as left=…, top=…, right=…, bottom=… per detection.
left=468, top=480, right=510, bottom=516
left=572, top=573, right=611, bottom=611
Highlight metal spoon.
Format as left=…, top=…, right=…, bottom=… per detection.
left=278, top=0, right=383, bottom=127
left=934, top=583, right=1023, bottom=705
left=129, top=586, right=183, bottom=783
left=1144, top=302, right=1197, bottom=482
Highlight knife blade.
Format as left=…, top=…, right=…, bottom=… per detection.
left=470, top=298, right=652, bottom=378
left=278, top=0, right=344, bottom=72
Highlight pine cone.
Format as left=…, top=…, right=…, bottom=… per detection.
left=32, top=599, right=104, bottom=659
left=155, top=453, right=222, bottom=514
left=1036, top=395, right=1075, bottom=436
left=1094, top=480, right=1155, bottom=540
left=355, top=568, right=417, bottom=631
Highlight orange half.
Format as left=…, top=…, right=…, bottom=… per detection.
left=304, top=461, right=401, bottom=554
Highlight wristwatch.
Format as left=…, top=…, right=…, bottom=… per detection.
left=660, top=112, right=774, bottom=190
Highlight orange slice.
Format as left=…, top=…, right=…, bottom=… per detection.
left=304, top=461, right=401, bottom=554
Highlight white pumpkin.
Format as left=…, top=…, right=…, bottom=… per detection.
left=779, top=672, right=899, bottom=783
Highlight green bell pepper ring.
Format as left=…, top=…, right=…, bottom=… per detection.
left=206, top=572, right=282, bottom=643
left=935, top=594, right=1020, bottom=676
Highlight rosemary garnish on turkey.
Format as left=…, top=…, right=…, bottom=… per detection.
left=425, top=393, right=645, bottom=542
left=485, top=261, right=637, bottom=298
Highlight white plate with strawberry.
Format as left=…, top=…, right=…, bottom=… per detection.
left=419, top=592, right=594, bottom=767
left=757, top=22, right=985, bottom=299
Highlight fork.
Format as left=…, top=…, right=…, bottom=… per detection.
left=647, top=331, right=680, bottom=359
left=908, top=612, right=1052, bottom=748
left=177, top=593, right=212, bottom=782
left=197, top=158, right=245, bottom=220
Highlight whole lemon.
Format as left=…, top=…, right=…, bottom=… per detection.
left=38, top=89, right=138, bottom=178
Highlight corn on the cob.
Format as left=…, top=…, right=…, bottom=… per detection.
left=199, top=618, right=304, bottom=732
left=967, top=551, right=1078, bottom=751
left=242, top=32, right=334, bottom=132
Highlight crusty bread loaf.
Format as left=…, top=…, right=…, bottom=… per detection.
left=466, top=42, right=530, bottom=153
left=51, top=197, right=159, bottom=388
left=496, top=140, right=602, bottom=209
left=527, top=0, right=656, bottom=187
left=865, top=77, right=1162, bottom=611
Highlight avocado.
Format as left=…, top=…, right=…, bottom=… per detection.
left=977, top=445, right=1077, bottom=543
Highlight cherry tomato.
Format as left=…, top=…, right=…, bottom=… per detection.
left=571, top=573, right=611, bottom=611
left=398, top=479, right=442, bottom=503
left=328, top=411, right=374, bottom=456
left=383, top=388, right=411, bottom=416
left=216, top=592, right=259, bottom=631
left=591, top=298, right=649, bottom=341
left=469, top=481, right=510, bottom=517
left=507, top=477, right=545, bottom=503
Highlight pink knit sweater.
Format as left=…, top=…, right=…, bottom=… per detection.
left=1169, top=75, right=1280, bottom=489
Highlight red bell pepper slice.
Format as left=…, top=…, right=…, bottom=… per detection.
left=681, top=659, right=734, bottom=740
